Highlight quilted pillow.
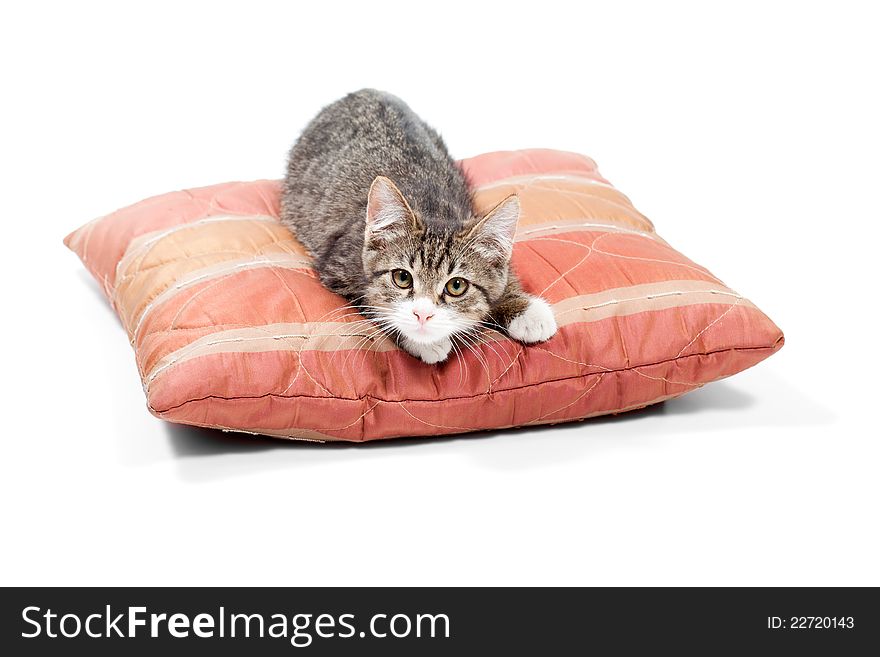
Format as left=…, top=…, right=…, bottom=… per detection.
left=65, top=149, right=783, bottom=442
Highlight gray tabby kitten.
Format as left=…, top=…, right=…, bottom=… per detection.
left=281, top=89, right=557, bottom=364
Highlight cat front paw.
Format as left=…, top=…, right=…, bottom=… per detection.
left=405, top=337, right=453, bottom=364
left=507, top=297, right=558, bottom=344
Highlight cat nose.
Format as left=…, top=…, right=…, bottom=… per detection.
left=413, top=309, right=435, bottom=325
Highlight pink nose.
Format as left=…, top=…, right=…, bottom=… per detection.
left=413, top=309, right=435, bottom=325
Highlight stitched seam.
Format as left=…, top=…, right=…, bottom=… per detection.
left=150, top=342, right=782, bottom=414
left=118, top=248, right=292, bottom=283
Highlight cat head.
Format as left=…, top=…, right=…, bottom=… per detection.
left=361, top=176, right=519, bottom=348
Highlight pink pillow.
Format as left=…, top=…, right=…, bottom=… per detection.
left=64, top=149, right=783, bottom=442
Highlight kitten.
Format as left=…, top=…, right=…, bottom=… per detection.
left=281, top=89, right=556, bottom=364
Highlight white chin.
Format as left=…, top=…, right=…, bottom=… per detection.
left=400, top=326, right=448, bottom=345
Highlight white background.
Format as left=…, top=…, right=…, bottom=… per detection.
left=2, top=1, right=878, bottom=586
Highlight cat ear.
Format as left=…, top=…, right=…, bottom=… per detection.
left=462, top=195, right=520, bottom=261
left=365, top=176, right=422, bottom=240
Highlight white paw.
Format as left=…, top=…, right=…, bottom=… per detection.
left=406, top=337, right=453, bottom=364
left=507, top=297, right=558, bottom=344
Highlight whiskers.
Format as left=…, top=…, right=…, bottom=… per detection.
left=336, top=305, right=402, bottom=371
left=296, top=297, right=517, bottom=394
left=445, top=319, right=516, bottom=390
left=297, top=296, right=389, bottom=373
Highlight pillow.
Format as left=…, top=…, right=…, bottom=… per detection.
left=64, top=149, right=783, bottom=442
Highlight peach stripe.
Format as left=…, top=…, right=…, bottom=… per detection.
left=475, top=173, right=618, bottom=192
left=474, top=185, right=652, bottom=232
left=515, top=219, right=661, bottom=241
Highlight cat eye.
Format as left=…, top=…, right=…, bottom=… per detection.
left=445, top=277, right=469, bottom=297
left=391, top=269, right=413, bottom=289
